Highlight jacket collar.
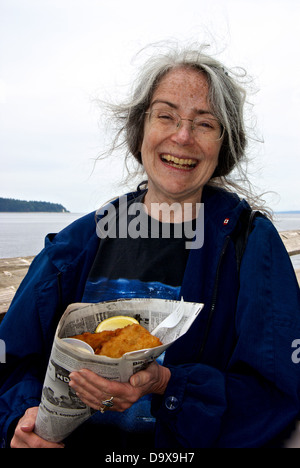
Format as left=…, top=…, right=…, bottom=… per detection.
left=43, top=186, right=249, bottom=273
left=43, top=189, right=144, bottom=273
left=44, top=211, right=100, bottom=272
left=201, top=185, right=250, bottom=237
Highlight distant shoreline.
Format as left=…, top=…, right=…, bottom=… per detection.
left=0, top=197, right=69, bottom=213
left=0, top=211, right=69, bottom=213
left=0, top=211, right=74, bottom=214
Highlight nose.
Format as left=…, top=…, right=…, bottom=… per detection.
left=170, top=119, right=195, bottom=145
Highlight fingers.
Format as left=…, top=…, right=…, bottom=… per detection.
left=11, top=407, right=65, bottom=448
left=69, top=370, right=112, bottom=410
left=69, top=369, right=140, bottom=412
left=70, top=379, right=107, bottom=411
left=69, top=364, right=170, bottom=415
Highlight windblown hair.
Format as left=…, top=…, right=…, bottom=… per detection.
left=100, top=43, right=268, bottom=213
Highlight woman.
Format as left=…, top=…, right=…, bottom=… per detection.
left=1, top=45, right=300, bottom=448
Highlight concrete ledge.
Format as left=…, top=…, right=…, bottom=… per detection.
left=0, top=256, right=34, bottom=321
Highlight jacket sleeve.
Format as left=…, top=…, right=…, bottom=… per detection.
left=152, top=217, right=300, bottom=448
left=0, top=250, right=61, bottom=447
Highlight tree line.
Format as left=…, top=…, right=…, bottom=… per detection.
left=0, top=197, right=69, bottom=212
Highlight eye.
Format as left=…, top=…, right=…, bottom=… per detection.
left=151, top=109, right=177, bottom=123
left=157, top=111, right=176, bottom=121
left=194, top=118, right=218, bottom=131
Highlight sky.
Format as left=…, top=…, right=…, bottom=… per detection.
left=0, top=0, right=299, bottom=213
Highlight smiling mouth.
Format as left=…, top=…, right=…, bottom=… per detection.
left=160, top=154, right=198, bottom=170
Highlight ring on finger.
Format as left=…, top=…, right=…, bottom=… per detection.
left=99, top=396, right=114, bottom=414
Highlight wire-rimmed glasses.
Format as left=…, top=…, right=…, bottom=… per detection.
left=145, top=108, right=224, bottom=142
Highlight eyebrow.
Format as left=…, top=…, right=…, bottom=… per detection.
left=150, top=99, right=215, bottom=117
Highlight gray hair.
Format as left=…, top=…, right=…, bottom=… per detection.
left=102, top=44, right=268, bottom=212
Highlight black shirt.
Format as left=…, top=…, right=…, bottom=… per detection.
left=82, top=194, right=194, bottom=303
left=80, top=193, right=194, bottom=441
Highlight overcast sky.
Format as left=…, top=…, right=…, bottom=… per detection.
left=0, top=0, right=299, bottom=213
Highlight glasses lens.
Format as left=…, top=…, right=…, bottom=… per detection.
left=148, top=109, right=223, bottom=141
left=150, top=109, right=178, bottom=128
left=193, top=117, right=223, bottom=141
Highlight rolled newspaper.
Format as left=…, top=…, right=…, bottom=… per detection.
left=35, top=298, right=204, bottom=442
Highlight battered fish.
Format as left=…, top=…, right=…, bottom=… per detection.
left=71, top=329, right=120, bottom=354
left=71, top=324, right=162, bottom=358
left=97, top=324, right=162, bottom=358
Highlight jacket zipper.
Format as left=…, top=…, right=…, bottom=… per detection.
left=198, top=235, right=231, bottom=359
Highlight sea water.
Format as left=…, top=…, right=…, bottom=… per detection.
left=0, top=211, right=299, bottom=268
left=0, top=212, right=84, bottom=258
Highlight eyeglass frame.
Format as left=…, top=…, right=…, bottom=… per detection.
left=144, top=108, right=224, bottom=141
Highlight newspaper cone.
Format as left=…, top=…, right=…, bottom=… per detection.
left=35, top=298, right=203, bottom=442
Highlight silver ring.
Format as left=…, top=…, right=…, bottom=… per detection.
left=99, top=396, right=114, bottom=413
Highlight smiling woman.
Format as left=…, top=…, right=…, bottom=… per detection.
left=1, top=42, right=300, bottom=450
left=103, top=44, right=252, bottom=208
left=140, top=68, right=223, bottom=210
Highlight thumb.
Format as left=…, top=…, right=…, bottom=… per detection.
left=130, top=374, right=141, bottom=387
left=130, top=371, right=149, bottom=388
left=20, top=407, right=38, bottom=432
left=21, top=420, right=35, bottom=432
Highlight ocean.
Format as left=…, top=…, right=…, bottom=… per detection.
left=0, top=211, right=299, bottom=269
left=0, top=212, right=84, bottom=259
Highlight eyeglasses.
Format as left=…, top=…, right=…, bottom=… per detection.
left=145, top=108, right=224, bottom=142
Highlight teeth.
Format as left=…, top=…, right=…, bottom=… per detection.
left=162, top=154, right=197, bottom=167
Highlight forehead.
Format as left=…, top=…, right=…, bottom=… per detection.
left=151, top=67, right=210, bottom=108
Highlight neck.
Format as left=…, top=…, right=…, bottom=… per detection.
left=143, top=189, right=203, bottom=223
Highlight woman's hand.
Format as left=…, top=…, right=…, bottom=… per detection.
left=69, top=362, right=171, bottom=412
left=10, top=407, right=65, bottom=448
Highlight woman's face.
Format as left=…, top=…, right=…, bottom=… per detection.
left=140, top=67, right=223, bottom=206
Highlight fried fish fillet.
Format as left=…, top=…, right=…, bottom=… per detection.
left=96, top=324, right=162, bottom=358
left=71, top=324, right=162, bottom=358
left=71, top=330, right=119, bottom=353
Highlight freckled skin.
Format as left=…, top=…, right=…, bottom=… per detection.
left=140, top=67, right=223, bottom=212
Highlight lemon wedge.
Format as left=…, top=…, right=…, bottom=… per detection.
left=95, top=315, right=139, bottom=332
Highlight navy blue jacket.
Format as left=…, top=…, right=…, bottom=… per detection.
left=1, top=186, right=300, bottom=448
